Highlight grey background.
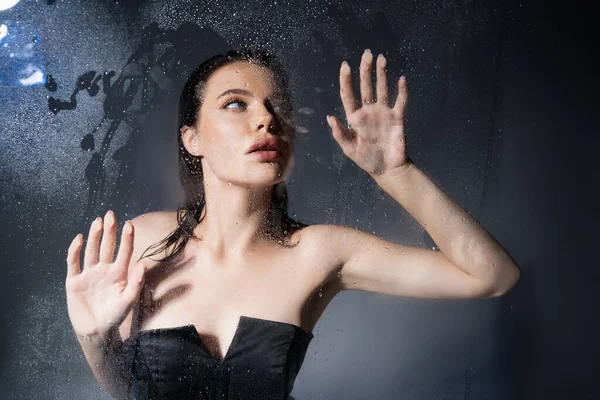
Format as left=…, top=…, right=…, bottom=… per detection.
left=0, top=0, right=597, bottom=399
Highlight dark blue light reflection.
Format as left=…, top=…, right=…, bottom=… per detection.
left=0, top=20, right=45, bottom=87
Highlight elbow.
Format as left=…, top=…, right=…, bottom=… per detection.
left=486, top=262, right=521, bottom=298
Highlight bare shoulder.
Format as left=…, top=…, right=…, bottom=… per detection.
left=130, top=211, right=179, bottom=240
left=290, top=223, right=348, bottom=284
left=293, top=223, right=396, bottom=288
left=294, top=223, right=352, bottom=255
left=127, top=210, right=178, bottom=255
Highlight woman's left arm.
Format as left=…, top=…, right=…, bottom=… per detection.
left=339, top=161, right=520, bottom=298
left=321, top=49, right=520, bottom=299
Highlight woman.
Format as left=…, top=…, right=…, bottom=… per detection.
left=66, top=48, right=520, bottom=399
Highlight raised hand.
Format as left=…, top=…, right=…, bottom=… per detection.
left=326, top=49, right=410, bottom=176
left=66, top=211, right=146, bottom=343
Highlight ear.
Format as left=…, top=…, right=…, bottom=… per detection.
left=180, top=125, right=202, bottom=157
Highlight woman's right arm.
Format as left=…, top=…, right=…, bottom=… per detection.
left=75, top=325, right=128, bottom=399
left=66, top=211, right=147, bottom=400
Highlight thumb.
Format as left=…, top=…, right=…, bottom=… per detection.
left=327, top=115, right=354, bottom=155
left=123, top=260, right=146, bottom=303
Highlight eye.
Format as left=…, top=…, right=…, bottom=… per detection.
left=223, top=99, right=246, bottom=110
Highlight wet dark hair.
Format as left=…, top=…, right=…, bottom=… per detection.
left=140, top=49, right=308, bottom=263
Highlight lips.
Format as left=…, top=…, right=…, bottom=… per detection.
left=247, top=136, right=283, bottom=154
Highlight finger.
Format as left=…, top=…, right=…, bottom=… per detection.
left=327, top=115, right=354, bottom=156
left=66, top=234, right=83, bottom=278
left=359, top=49, right=374, bottom=105
left=122, top=260, right=146, bottom=304
left=339, top=61, right=358, bottom=114
left=115, top=221, right=135, bottom=270
left=393, top=76, right=408, bottom=119
left=376, top=54, right=388, bottom=106
left=83, top=217, right=103, bottom=269
left=99, top=210, right=117, bottom=263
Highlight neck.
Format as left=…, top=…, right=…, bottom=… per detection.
left=193, top=178, right=282, bottom=262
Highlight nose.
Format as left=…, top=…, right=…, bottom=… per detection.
left=254, top=102, right=277, bottom=133
left=257, top=122, right=275, bottom=131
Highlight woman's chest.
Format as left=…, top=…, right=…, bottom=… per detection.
left=136, top=236, right=333, bottom=354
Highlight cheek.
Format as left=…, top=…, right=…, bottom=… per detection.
left=200, top=128, right=249, bottom=170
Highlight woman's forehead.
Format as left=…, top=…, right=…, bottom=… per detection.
left=205, top=61, right=279, bottom=99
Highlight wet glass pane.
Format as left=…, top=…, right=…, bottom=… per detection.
left=0, top=1, right=596, bottom=399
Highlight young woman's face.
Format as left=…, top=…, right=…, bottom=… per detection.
left=191, top=60, right=295, bottom=189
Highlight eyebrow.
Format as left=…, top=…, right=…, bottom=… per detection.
left=216, top=88, right=285, bottom=102
left=216, top=88, right=253, bottom=100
